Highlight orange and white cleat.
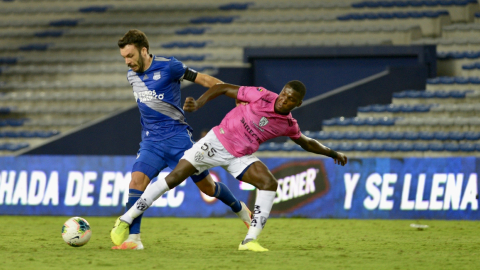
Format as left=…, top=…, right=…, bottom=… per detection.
left=111, top=234, right=144, bottom=250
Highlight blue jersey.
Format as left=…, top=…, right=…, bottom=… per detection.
left=127, top=55, right=192, bottom=141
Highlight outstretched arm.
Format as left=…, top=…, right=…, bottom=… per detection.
left=291, top=133, right=348, bottom=166
left=194, top=73, right=224, bottom=88
left=183, top=83, right=240, bottom=112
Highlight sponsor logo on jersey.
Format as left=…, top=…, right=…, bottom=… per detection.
left=219, top=128, right=225, bottom=134
left=153, top=72, right=161, bottom=80
left=247, top=160, right=329, bottom=214
left=257, top=87, right=263, bottom=92
left=240, top=117, right=261, bottom=143
left=260, top=97, right=271, bottom=103
left=259, top=117, right=268, bottom=127
left=134, top=90, right=164, bottom=103
left=252, top=117, right=268, bottom=132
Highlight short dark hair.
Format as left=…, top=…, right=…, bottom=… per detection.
left=118, top=29, right=149, bottom=53
left=286, top=80, right=306, bottom=99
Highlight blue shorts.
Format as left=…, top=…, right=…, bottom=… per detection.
left=132, top=130, right=209, bottom=183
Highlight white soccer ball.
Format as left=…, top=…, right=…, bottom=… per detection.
left=62, top=217, right=92, bottom=247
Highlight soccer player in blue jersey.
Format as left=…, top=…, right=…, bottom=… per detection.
left=111, top=30, right=251, bottom=250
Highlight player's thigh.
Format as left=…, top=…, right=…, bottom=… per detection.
left=165, top=142, right=214, bottom=195
left=223, top=154, right=259, bottom=180
left=241, top=160, right=278, bottom=191
left=181, top=130, right=230, bottom=177
left=164, top=130, right=212, bottom=187
left=164, top=129, right=196, bottom=170
left=133, top=141, right=168, bottom=185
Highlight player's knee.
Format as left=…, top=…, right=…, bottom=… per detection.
left=165, top=170, right=187, bottom=188
left=259, top=177, right=278, bottom=191
left=195, top=175, right=217, bottom=197
left=198, top=183, right=215, bottom=197
left=129, top=172, right=151, bottom=190
left=165, top=172, right=179, bottom=185
left=129, top=180, right=148, bottom=190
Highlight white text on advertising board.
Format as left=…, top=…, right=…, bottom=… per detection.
left=344, top=173, right=478, bottom=211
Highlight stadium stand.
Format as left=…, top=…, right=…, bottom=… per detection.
left=0, top=0, right=479, bottom=156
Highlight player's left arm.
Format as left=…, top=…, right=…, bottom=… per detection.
left=291, top=133, right=348, bottom=166
left=183, top=83, right=240, bottom=112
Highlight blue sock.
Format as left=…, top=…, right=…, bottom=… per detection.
left=214, top=182, right=242, bottom=213
left=126, top=189, right=144, bottom=235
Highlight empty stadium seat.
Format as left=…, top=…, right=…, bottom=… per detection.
left=1, top=0, right=479, bottom=157
left=384, top=143, right=399, bottom=152
left=413, top=142, right=429, bottom=152
left=353, top=142, right=370, bottom=151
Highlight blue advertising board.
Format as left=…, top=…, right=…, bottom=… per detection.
left=0, top=156, right=478, bottom=220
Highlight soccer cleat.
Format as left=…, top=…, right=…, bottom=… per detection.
left=110, top=218, right=130, bottom=246
left=112, top=234, right=144, bottom=250
left=112, top=241, right=144, bottom=250
left=112, top=240, right=144, bottom=250
left=238, top=239, right=269, bottom=252
left=235, top=201, right=252, bottom=229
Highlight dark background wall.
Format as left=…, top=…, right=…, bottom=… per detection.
left=24, top=45, right=435, bottom=155
left=246, top=46, right=436, bottom=96
left=253, top=57, right=421, bottom=99
left=292, top=65, right=428, bottom=132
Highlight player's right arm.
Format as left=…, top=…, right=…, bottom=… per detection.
left=291, top=133, right=348, bottom=166
left=183, top=83, right=240, bottom=112
left=193, top=72, right=223, bottom=88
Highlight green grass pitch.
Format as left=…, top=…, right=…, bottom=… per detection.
left=0, top=216, right=478, bottom=270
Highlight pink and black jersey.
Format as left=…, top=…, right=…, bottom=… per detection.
left=213, top=86, right=301, bottom=157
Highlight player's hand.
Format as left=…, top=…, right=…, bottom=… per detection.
left=235, top=99, right=248, bottom=107
left=333, top=152, right=348, bottom=166
left=183, top=97, right=198, bottom=112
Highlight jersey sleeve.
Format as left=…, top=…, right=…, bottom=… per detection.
left=237, top=86, right=267, bottom=103
left=169, top=57, right=187, bottom=81
left=285, top=121, right=301, bottom=140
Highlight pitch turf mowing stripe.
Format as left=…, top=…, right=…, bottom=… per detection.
left=0, top=216, right=478, bottom=270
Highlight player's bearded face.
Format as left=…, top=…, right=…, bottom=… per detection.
left=129, top=49, right=145, bottom=72
left=120, top=45, right=146, bottom=73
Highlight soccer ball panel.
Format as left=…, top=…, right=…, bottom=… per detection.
left=62, top=217, right=92, bottom=247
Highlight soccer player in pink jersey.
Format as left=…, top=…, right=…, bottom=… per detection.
left=111, top=80, right=348, bottom=252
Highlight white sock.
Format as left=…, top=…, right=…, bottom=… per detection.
left=244, top=190, right=276, bottom=242
left=121, top=178, right=170, bottom=224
